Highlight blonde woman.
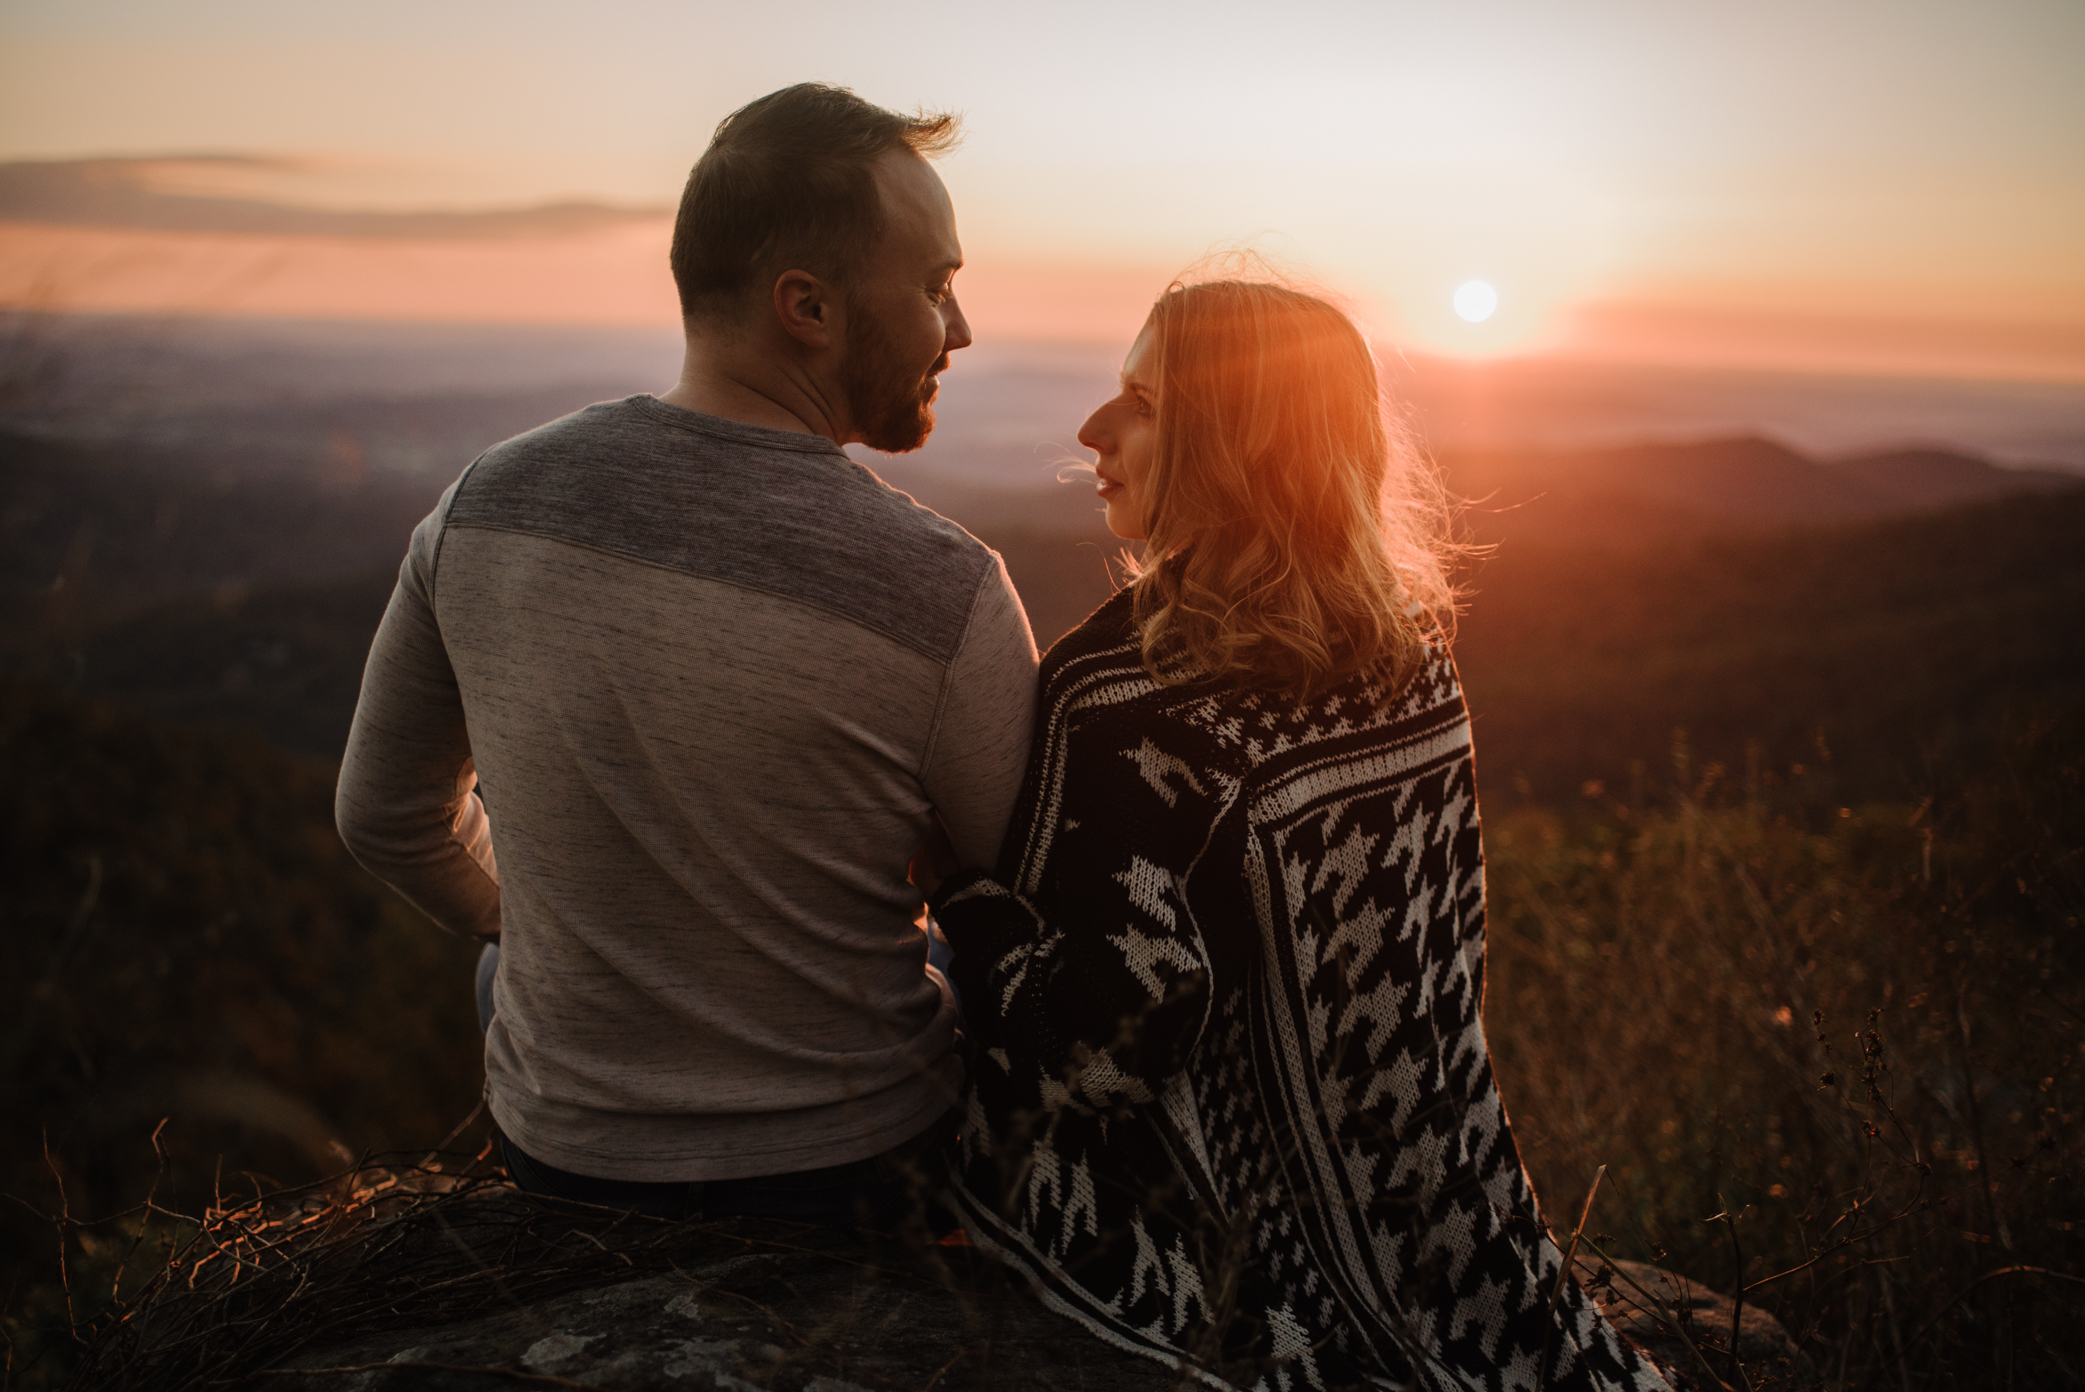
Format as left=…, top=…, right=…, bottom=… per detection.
left=916, top=280, right=1671, bottom=1391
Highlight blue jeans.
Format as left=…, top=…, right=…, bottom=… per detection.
left=473, top=941, right=956, bottom=1229
left=925, top=916, right=961, bottom=1017
left=475, top=940, right=500, bottom=1036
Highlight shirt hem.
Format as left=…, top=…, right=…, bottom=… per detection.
left=485, top=1056, right=963, bottom=1183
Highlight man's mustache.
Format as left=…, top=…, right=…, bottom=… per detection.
left=921, top=354, right=951, bottom=400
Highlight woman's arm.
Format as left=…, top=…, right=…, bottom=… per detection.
left=930, top=852, right=1217, bottom=1111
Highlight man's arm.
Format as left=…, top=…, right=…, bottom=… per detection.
left=335, top=483, right=502, bottom=941
left=919, top=556, right=1039, bottom=871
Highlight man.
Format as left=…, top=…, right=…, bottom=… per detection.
left=335, top=84, right=1038, bottom=1224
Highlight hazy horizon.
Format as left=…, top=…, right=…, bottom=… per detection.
left=7, top=311, right=2081, bottom=481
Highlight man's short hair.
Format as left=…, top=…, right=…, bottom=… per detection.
left=670, top=84, right=960, bottom=320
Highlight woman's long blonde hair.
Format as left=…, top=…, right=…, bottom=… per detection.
left=1127, top=277, right=1452, bottom=697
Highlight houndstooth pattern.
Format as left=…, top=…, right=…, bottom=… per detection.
left=935, top=592, right=1671, bottom=1392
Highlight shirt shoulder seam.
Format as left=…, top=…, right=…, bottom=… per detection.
left=428, top=454, right=488, bottom=604
left=445, top=518, right=967, bottom=664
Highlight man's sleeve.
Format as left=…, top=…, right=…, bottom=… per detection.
left=919, top=554, right=1040, bottom=870
left=334, top=480, right=502, bottom=940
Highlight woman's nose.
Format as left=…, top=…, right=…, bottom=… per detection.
left=1077, top=407, right=1109, bottom=452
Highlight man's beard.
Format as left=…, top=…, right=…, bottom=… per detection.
left=840, top=301, right=944, bottom=454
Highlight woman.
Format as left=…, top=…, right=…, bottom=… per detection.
left=920, top=280, right=1671, bottom=1391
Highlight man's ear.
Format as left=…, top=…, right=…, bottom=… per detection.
left=771, top=269, right=838, bottom=350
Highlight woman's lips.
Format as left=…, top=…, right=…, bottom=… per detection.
left=1095, top=471, right=1123, bottom=497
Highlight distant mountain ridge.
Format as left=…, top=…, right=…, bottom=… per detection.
left=6, top=423, right=2079, bottom=653
left=1444, top=434, right=2080, bottom=544
left=1452, top=483, right=2085, bottom=799
left=1827, top=445, right=2076, bottom=511
left=1, top=429, right=433, bottom=623
left=7, top=421, right=2081, bottom=774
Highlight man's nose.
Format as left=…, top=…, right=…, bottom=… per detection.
left=942, top=298, right=974, bottom=354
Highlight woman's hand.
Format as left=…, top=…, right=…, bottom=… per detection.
left=907, top=815, right=964, bottom=902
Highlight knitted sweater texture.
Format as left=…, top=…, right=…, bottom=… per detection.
left=935, top=591, right=1669, bottom=1392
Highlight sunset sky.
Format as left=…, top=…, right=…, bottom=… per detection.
left=2, top=0, right=2080, bottom=378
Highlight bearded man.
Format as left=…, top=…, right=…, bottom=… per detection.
left=336, top=85, right=1037, bottom=1225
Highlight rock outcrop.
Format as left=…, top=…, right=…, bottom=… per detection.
left=1575, top=1257, right=1816, bottom=1391
left=76, top=1178, right=1811, bottom=1391
left=276, top=1226, right=1172, bottom=1391
left=73, top=1181, right=1174, bottom=1392
left=275, top=1238, right=1815, bottom=1391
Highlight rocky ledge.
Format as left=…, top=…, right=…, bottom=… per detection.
left=74, top=1177, right=1809, bottom=1390
left=273, top=1225, right=1169, bottom=1392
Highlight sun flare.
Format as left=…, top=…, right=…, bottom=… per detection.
left=1454, top=280, right=1498, bottom=323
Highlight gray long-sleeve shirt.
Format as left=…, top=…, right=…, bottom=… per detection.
left=336, top=395, right=1038, bottom=1182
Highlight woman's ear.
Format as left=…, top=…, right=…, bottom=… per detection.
left=770, top=268, right=837, bottom=350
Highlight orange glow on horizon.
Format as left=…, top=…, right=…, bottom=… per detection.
left=0, top=218, right=681, bottom=327
left=1549, top=298, right=2085, bottom=384
left=4, top=220, right=2080, bottom=384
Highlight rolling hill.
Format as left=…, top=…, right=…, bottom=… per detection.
left=1452, top=484, right=2085, bottom=801
left=6, top=422, right=2081, bottom=794
left=1440, top=434, right=2079, bottom=545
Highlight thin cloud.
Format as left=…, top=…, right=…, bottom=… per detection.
left=0, top=157, right=669, bottom=239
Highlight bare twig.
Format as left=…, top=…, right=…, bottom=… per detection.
left=1705, top=1197, right=1754, bottom=1392
left=1572, top=1238, right=1734, bottom=1392
left=253, top=1361, right=594, bottom=1387
left=1739, top=1197, right=1926, bottom=1297
left=108, top=1119, right=173, bottom=1307
left=40, top=1134, right=80, bottom=1347
left=1535, top=1164, right=1605, bottom=1388
left=418, top=1100, right=487, bottom=1170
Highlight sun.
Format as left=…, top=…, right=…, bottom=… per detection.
left=1453, top=280, right=1498, bottom=323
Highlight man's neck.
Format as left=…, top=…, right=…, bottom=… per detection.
left=658, top=332, right=849, bottom=445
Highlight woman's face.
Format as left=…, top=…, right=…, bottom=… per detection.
left=1078, top=326, right=1158, bottom=541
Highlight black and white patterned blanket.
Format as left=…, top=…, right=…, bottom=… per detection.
left=934, top=591, right=1670, bottom=1392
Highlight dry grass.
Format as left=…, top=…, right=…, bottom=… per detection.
left=1485, top=715, right=2085, bottom=1388
left=5, top=685, right=2079, bottom=1388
